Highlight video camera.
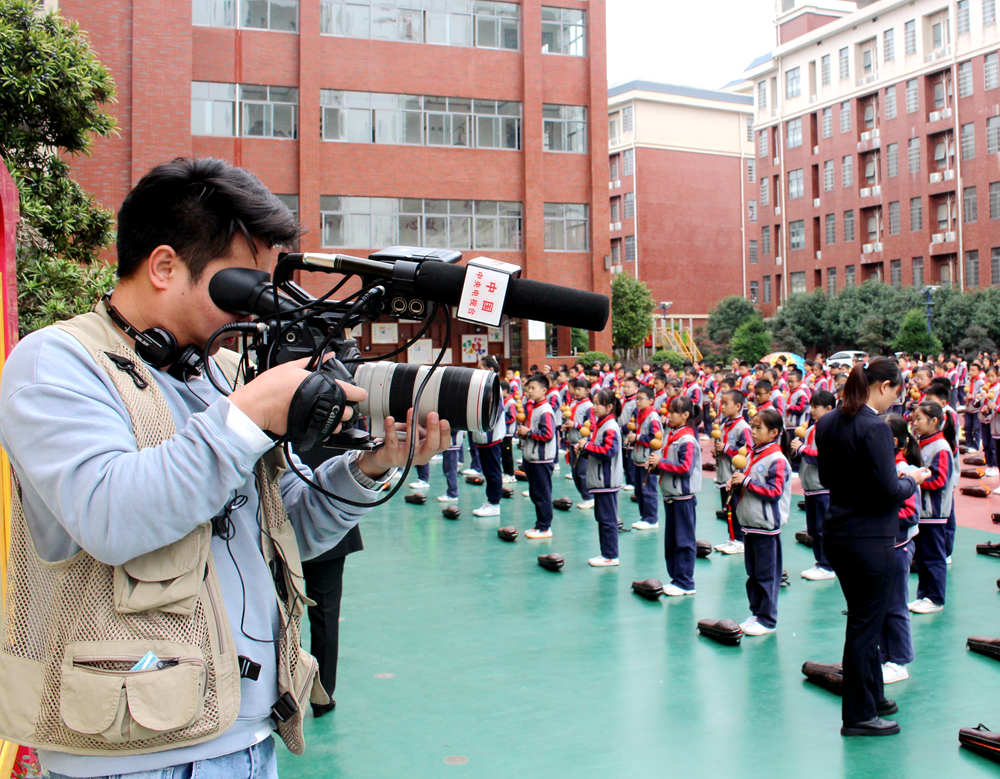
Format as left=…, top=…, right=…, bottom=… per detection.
left=206, top=246, right=610, bottom=455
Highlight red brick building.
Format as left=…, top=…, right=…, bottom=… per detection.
left=607, top=81, right=755, bottom=345
left=747, top=0, right=1000, bottom=316
left=54, top=0, right=612, bottom=369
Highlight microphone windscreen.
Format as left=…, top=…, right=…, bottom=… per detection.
left=506, top=278, right=610, bottom=331
left=413, top=262, right=610, bottom=331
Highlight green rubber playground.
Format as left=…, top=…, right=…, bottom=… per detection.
left=278, top=457, right=1000, bottom=778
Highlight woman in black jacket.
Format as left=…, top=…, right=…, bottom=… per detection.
left=815, top=358, right=929, bottom=737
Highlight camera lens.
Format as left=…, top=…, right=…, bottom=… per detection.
left=354, top=361, right=500, bottom=433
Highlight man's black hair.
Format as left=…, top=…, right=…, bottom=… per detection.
left=637, top=385, right=655, bottom=399
left=116, top=157, right=301, bottom=280
left=526, top=372, right=549, bottom=390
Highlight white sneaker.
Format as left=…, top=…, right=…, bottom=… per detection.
left=631, top=520, right=658, bottom=530
left=436, top=494, right=458, bottom=503
left=801, top=565, right=837, bottom=581
left=946, top=555, right=953, bottom=565
left=430, top=454, right=443, bottom=462
left=472, top=503, right=501, bottom=517
left=740, top=618, right=776, bottom=636
left=524, top=528, right=552, bottom=539
left=408, top=480, right=430, bottom=491
left=576, top=499, right=595, bottom=510
left=662, top=583, right=696, bottom=596
left=564, top=473, right=575, bottom=480
left=462, top=468, right=482, bottom=477
left=553, top=464, right=561, bottom=472
left=908, top=597, right=944, bottom=614
left=714, top=540, right=745, bottom=555
left=501, top=474, right=517, bottom=484
left=987, top=467, right=999, bottom=477
left=623, top=484, right=635, bottom=492
left=882, top=662, right=910, bottom=684
left=588, top=556, right=620, bottom=567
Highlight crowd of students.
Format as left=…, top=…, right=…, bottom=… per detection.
left=404, top=352, right=981, bottom=670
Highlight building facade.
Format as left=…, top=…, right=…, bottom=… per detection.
left=54, top=0, right=612, bottom=369
left=608, top=81, right=754, bottom=344
left=747, top=0, right=1000, bottom=317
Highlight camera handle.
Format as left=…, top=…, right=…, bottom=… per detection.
left=285, top=358, right=371, bottom=451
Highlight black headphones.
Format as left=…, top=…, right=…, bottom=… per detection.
left=103, top=292, right=203, bottom=380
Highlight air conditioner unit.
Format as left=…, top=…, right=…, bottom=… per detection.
left=860, top=187, right=872, bottom=197
left=615, top=222, right=622, bottom=230
left=929, top=110, right=941, bottom=122
left=857, top=141, right=863, bottom=150
left=773, top=157, right=780, bottom=165
left=609, top=222, right=615, bottom=231
left=863, top=243, right=874, bottom=253
left=873, top=128, right=880, bottom=139
left=873, top=241, right=883, bottom=251
left=872, top=185, right=882, bottom=196
left=942, top=107, right=953, bottom=118
left=931, top=232, right=945, bottom=243
left=775, top=206, right=782, bottom=215
left=815, top=250, right=822, bottom=260
left=776, top=255, right=783, bottom=265
left=810, top=93, right=817, bottom=102
left=946, top=230, right=956, bottom=241
left=943, top=169, right=955, bottom=180
left=614, top=180, right=622, bottom=189
left=861, top=131, right=872, bottom=142
left=813, top=145, right=819, bottom=154
left=929, top=172, right=943, bottom=183
left=813, top=197, right=821, bottom=207
left=608, top=181, right=614, bottom=190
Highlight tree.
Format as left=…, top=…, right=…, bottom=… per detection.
left=1, top=0, right=117, bottom=334
left=958, top=323, right=997, bottom=356
left=730, top=314, right=772, bottom=364
left=856, top=314, right=895, bottom=356
left=571, top=327, right=589, bottom=352
left=707, top=296, right=756, bottom=344
left=770, top=289, right=830, bottom=355
left=822, top=280, right=905, bottom=350
left=930, top=285, right=976, bottom=352
left=893, top=309, right=942, bottom=355
left=611, top=274, right=655, bottom=351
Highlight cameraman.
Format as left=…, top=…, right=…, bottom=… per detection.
left=0, top=158, right=448, bottom=778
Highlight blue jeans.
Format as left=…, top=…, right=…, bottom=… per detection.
left=47, top=737, right=278, bottom=779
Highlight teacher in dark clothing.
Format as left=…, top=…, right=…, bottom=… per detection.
left=815, top=358, right=929, bottom=737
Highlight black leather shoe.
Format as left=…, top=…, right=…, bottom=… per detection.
left=840, top=717, right=900, bottom=736
left=877, top=698, right=898, bottom=716
left=312, top=700, right=336, bottom=718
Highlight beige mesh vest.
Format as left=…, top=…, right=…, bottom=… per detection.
left=0, top=305, right=325, bottom=757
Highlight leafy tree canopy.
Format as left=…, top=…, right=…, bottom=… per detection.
left=611, top=274, right=655, bottom=351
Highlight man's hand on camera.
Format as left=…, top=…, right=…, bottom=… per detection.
left=357, top=409, right=450, bottom=477
left=228, top=357, right=364, bottom=436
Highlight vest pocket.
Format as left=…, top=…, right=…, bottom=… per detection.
left=59, top=641, right=207, bottom=744
left=113, top=525, right=211, bottom=616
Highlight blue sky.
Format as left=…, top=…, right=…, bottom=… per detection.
left=607, top=0, right=776, bottom=90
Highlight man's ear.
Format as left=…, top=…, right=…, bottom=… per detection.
left=147, top=245, right=181, bottom=291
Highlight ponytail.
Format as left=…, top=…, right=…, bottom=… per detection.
left=841, top=357, right=902, bottom=417
left=886, top=414, right=922, bottom=467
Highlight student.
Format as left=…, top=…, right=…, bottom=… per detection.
left=580, top=389, right=624, bottom=566
left=649, top=396, right=702, bottom=595
left=730, top=408, right=790, bottom=635
left=909, top=401, right=956, bottom=614
left=978, top=365, right=1000, bottom=476
left=563, top=378, right=595, bottom=509
left=618, top=375, right=640, bottom=493
left=753, top=379, right=774, bottom=413
left=500, top=381, right=517, bottom=482
left=882, top=415, right=922, bottom=685
left=629, top=385, right=662, bottom=530
left=793, top=390, right=836, bottom=581
left=714, top=389, right=752, bottom=555
left=964, top=361, right=984, bottom=452
left=784, top=368, right=811, bottom=454
left=651, top=370, right=669, bottom=412
left=519, top=373, right=558, bottom=539
left=924, top=380, right=960, bottom=556
left=435, top=430, right=466, bottom=503
left=470, top=356, right=506, bottom=517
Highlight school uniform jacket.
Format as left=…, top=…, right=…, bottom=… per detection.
left=632, top=406, right=662, bottom=466
left=618, top=394, right=637, bottom=441
left=521, top=400, right=557, bottom=463
left=784, top=386, right=811, bottom=429
left=656, top=425, right=702, bottom=499
left=503, top=396, right=517, bottom=437
left=546, top=387, right=563, bottom=427
left=583, top=414, right=623, bottom=492
left=769, top=389, right=786, bottom=418
left=918, top=431, right=956, bottom=522
left=683, top=383, right=703, bottom=406
left=565, top=397, right=594, bottom=444
left=716, top=416, right=752, bottom=486
left=471, top=402, right=507, bottom=446
left=735, top=441, right=791, bottom=533
left=797, top=424, right=827, bottom=496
